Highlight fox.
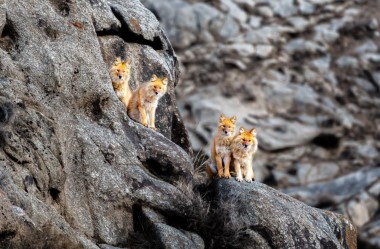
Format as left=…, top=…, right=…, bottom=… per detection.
left=206, top=114, right=237, bottom=179
left=110, top=57, right=132, bottom=108
left=127, top=74, right=168, bottom=130
left=231, top=127, right=258, bottom=182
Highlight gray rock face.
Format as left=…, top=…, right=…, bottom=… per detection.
left=360, top=216, right=380, bottom=249
left=284, top=168, right=380, bottom=238
left=269, top=0, right=298, bottom=18
left=0, top=0, right=359, bottom=248
left=284, top=168, right=380, bottom=207
left=285, top=38, right=326, bottom=54
left=207, top=179, right=357, bottom=249
left=140, top=207, right=205, bottom=249
left=0, top=0, right=193, bottom=248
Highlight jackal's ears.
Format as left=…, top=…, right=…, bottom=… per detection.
left=114, top=57, right=122, bottom=65
left=219, top=113, right=226, bottom=123
left=250, top=128, right=257, bottom=135
left=162, top=77, right=168, bottom=85
left=239, top=126, right=246, bottom=134
left=151, top=74, right=158, bottom=81
left=230, top=115, right=237, bottom=124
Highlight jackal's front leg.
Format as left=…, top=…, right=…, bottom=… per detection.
left=234, top=161, right=243, bottom=182
left=215, top=154, right=224, bottom=178
left=245, top=164, right=255, bottom=182
left=223, top=156, right=231, bottom=179
left=138, top=105, right=148, bottom=127
left=148, top=108, right=157, bottom=130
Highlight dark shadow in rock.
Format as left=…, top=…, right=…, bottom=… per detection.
left=312, top=133, right=340, bottom=150
left=48, top=0, right=71, bottom=17
left=23, top=175, right=34, bottom=187
left=0, top=19, right=19, bottom=52
left=142, top=159, right=173, bottom=183
left=315, top=199, right=336, bottom=210
left=96, top=9, right=163, bottom=51
left=0, top=230, right=16, bottom=243
left=339, top=19, right=375, bottom=40
left=364, top=69, right=380, bottom=93
left=49, top=188, right=60, bottom=201
left=0, top=130, right=6, bottom=148
left=0, top=103, right=13, bottom=124
left=90, top=97, right=104, bottom=122
left=126, top=204, right=157, bottom=249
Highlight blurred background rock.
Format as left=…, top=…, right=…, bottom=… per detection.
left=141, top=0, right=380, bottom=248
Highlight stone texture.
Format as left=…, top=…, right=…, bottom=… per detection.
left=208, top=179, right=357, bottom=249
left=140, top=207, right=205, bottom=249
left=0, top=0, right=194, bottom=247
left=336, top=56, right=359, bottom=69
left=284, top=168, right=380, bottom=207
left=255, top=44, right=274, bottom=58
left=269, top=0, right=298, bottom=18
left=0, top=0, right=369, bottom=248
left=285, top=38, right=326, bottom=54
left=360, top=216, right=380, bottom=249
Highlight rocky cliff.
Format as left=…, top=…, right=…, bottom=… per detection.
left=0, top=0, right=356, bottom=248
left=140, top=0, right=379, bottom=248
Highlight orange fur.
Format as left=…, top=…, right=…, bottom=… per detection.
left=231, top=127, right=258, bottom=182
left=110, top=57, right=132, bottom=108
left=206, top=114, right=237, bottom=179
left=127, top=74, right=168, bottom=130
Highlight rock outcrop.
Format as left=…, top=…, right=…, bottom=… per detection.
left=141, top=0, right=379, bottom=247
left=207, top=180, right=357, bottom=249
left=0, top=0, right=193, bottom=247
left=0, top=0, right=356, bottom=248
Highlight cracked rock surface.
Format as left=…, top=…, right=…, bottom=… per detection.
left=0, top=0, right=192, bottom=247
left=0, top=0, right=356, bottom=248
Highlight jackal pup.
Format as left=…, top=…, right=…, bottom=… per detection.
left=110, top=57, right=132, bottom=108
left=231, top=127, right=258, bottom=182
left=206, top=114, right=237, bottom=178
left=127, top=74, right=168, bottom=130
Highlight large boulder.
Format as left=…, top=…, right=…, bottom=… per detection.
left=204, top=180, right=357, bottom=249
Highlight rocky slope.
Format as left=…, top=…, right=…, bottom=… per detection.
left=141, top=0, right=379, bottom=248
left=0, top=0, right=356, bottom=248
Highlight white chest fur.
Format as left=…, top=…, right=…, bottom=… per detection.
left=233, top=149, right=252, bottom=168
left=216, top=144, right=231, bottom=158
left=239, top=156, right=252, bottom=168
left=144, top=99, right=158, bottom=111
